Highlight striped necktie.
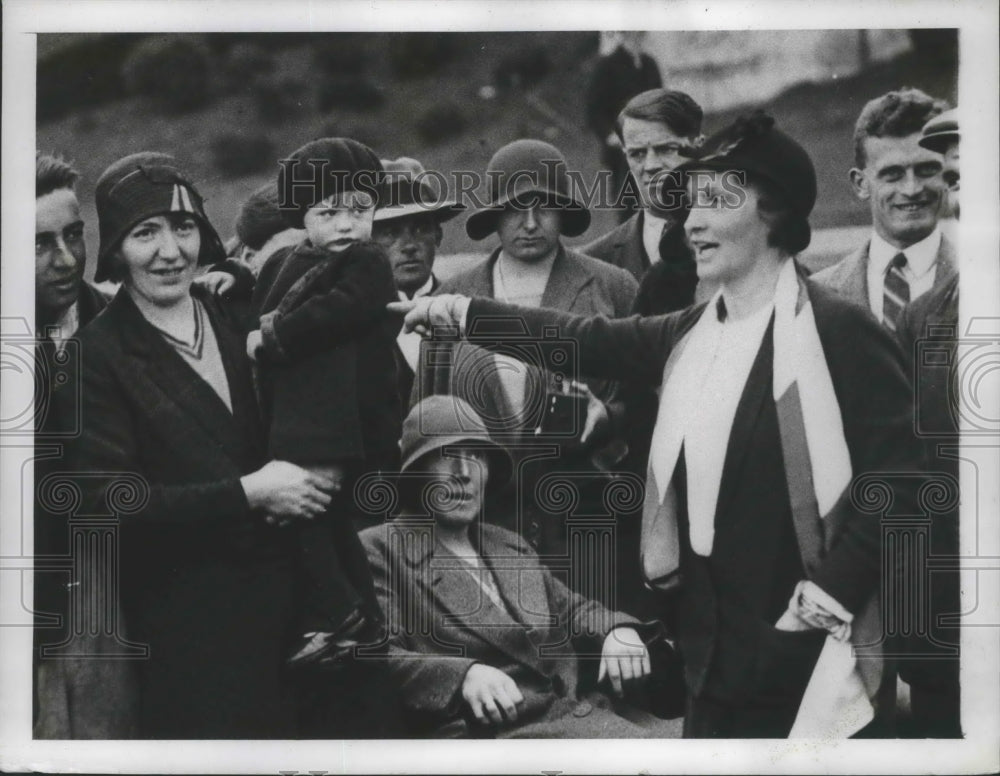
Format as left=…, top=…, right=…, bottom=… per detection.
left=882, top=252, right=910, bottom=331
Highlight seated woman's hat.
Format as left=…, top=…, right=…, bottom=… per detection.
left=465, top=139, right=591, bottom=240
left=94, top=151, right=226, bottom=283
left=400, top=395, right=513, bottom=487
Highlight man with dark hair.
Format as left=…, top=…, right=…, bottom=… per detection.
left=233, top=181, right=305, bottom=275
left=582, top=88, right=706, bottom=307
left=813, top=88, right=952, bottom=331
left=35, top=152, right=108, bottom=346
left=584, top=32, right=662, bottom=224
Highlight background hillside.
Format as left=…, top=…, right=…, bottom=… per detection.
left=35, top=31, right=958, bottom=281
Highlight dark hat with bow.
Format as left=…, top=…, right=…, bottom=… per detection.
left=465, top=139, right=591, bottom=241
left=94, top=152, right=226, bottom=283
left=374, top=157, right=465, bottom=225
left=676, top=111, right=817, bottom=218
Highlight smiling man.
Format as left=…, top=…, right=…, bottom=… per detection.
left=813, top=88, right=951, bottom=331
left=35, top=152, right=109, bottom=349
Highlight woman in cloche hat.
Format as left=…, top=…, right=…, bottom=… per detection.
left=61, top=152, right=338, bottom=738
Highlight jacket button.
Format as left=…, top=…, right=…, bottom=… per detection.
left=572, top=701, right=593, bottom=718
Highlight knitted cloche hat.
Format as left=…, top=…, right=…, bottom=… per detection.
left=277, top=137, right=383, bottom=229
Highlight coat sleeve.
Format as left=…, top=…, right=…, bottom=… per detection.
left=598, top=268, right=640, bottom=435
left=61, top=346, right=250, bottom=526
left=465, top=297, right=684, bottom=388
left=261, top=244, right=398, bottom=364
left=362, top=529, right=477, bottom=722
left=810, top=297, right=925, bottom=613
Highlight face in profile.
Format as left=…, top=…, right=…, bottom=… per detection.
left=851, top=133, right=945, bottom=248
left=35, top=187, right=86, bottom=319
left=684, top=173, right=772, bottom=287
left=417, top=448, right=490, bottom=531
left=117, top=212, right=201, bottom=307
left=302, top=189, right=376, bottom=253
left=373, top=213, right=441, bottom=296
left=496, top=198, right=562, bottom=263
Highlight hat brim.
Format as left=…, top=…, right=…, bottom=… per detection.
left=401, top=431, right=512, bottom=489
left=918, top=131, right=959, bottom=154
left=373, top=200, right=466, bottom=224
left=465, top=194, right=591, bottom=240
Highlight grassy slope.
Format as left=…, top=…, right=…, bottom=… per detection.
left=35, top=32, right=957, bottom=282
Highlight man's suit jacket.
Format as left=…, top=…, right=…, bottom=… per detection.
left=56, top=286, right=299, bottom=738
left=360, top=520, right=674, bottom=738
left=580, top=211, right=649, bottom=282
left=811, top=233, right=958, bottom=316
left=462, top=276, right=920, bottom=712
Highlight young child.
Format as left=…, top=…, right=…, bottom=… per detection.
left=248, top=138, right=401, bottom=667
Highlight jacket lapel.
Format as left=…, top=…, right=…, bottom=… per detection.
left=112, top=290, right=250, bottom=465
left=713, top=316, right=776, bottom=527
left=934, top=234, right=958, bottom=288
left=540, top=246, right=594, bottom=313
left=838, top=243, right=871, bottom=309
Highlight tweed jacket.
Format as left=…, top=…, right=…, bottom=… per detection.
left=811, top=233, right=958, bottom=316
left=461, top=276, right=920, bottom=707
left=579, top=211, right=649, bottom=283
left=437, top=245, right=638, bottom=435
left=360, top=520, right=676, bottom=738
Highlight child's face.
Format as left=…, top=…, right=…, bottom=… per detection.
left=302, top=189, right=375, bottom=252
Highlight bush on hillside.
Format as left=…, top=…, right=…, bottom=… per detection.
left=414, top=101, right=468, bottom=146
left=122, top=35, right=214, bottom=114
left=210, top=132, right=276, bottom=178
left=493, top=45, right=551, bottom=91
left=311, top=34, right=373, bottom=76
left=316, top=77, right=385, bottom=112
left=225, top=41, right=275, bottom=83
left=387, top=33, right=460, bottom=79
left=252, top=77, right=309, bottom=125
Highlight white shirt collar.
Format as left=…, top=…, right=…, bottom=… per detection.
left=642, top=211, right=669, bottom=264
left=49, top=302, right=80, bottom=353
left=869, top=227, right=942, bottom=279
left=397, top=273, right=436, bottom=302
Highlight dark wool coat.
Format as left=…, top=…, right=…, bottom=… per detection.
left=462, top=276, right=921, bottom=733
left=251, top=239, right=401, bottom=469
left=360, top=520, right=680, bottom=738
left=57, top=286, right=300, bottom=738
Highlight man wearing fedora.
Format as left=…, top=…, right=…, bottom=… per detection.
left=373, top=157, right=465, bottom=411
left=436, top=139, right=642, bottom=610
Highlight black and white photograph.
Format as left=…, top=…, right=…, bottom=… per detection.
left=1, top=1, right=998, bottom=773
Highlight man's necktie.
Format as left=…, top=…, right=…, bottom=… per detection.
left=882, top=252, right=910, bottom=331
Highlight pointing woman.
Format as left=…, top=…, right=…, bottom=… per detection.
left=391, top=115, right=920, bottom=738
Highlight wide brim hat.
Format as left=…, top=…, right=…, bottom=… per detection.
left=919, top=108, right=959, bottom=153
left=94, top=152, right=226, bottom=283
left=466, top=139, right=591, bottom=241
left=674, top=111, right=817, bottom=219
left=374, top=157, right=465, bottom=224
left=400, top=395, right=512, bottom=488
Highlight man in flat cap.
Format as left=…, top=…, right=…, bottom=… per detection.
left=434, top=139, right=644, bottom=613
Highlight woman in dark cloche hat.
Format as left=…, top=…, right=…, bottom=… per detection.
left=392, top=112, right=923, bottom=739
left=58, top=151, right=337, bottom=738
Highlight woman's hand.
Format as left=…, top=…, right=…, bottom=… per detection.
left=598, top=626, right=651, bottom=697
left=246, top=330, right=263, bottom=362
left=461, top=663, right=524, bottom=727
left=387, top=294, right=471, bottom=337
left=240, top=461, right=336, bottom=522
left=193, top=270, right=236, bottom=296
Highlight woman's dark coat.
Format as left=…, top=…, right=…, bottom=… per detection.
left=61, top=286, right=300, bottom=738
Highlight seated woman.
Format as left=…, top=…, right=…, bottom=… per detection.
left=359, top=395, right=682, bottom=738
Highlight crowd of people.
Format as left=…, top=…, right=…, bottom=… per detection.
left=32, top=75, right=962, bottom=741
